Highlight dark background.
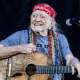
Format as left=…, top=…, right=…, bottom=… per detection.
left=0, top=0, right=80, bottom=80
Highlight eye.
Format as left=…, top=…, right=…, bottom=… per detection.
left=40, top=14, right=47, bottom=18
left=32, top=14, right=37, bottom=17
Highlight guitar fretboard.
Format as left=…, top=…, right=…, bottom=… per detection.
left=35, top=66, right=72, bottom=74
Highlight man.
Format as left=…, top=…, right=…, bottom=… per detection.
left=0, top=3, right=80, bottom=80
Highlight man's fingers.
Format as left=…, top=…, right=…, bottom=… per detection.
left=71, top=66, right=75, bottom=75
left=71, top=62, right=80, bottom=78
left=76, top=64, right=80, bottom=78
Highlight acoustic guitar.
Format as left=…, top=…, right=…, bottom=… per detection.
left=0, top=52, right=72, bottom=80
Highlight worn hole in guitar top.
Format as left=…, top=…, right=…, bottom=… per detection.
left=13, top=73, right=23, bottom=77
left=25, top=64, right=36, bottom=76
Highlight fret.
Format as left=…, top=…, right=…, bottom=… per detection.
left=56, top=66, right=57, bottom=73
left=38, top=66, right=40, bottom=73
left=42, top=66, right=44, bottom=74
left=47, top=66, right=48, bottom=73
left=44, top=66, right=46, bottom=73
left=50, top=66, right=52, bottom=73
left=45, top=66, right=48, bottom=73
left=64, top=66, right=66, bottom=73
left=67, top=66, right=69, bottom=73
left=65, top=66, right=67, bottom=73
left=38, top=66, right=41, bottom=74
left=49, top=66, right=52, bottom=74
left=57, top=66, right=59, bottom=73
left=69, top=66, right=72, bottom=73
left=61, top=66, right=63, bottom=73
left=68, top=66, right=69, bottom=73
left=58, top=66, right=61, bottom=73
left=52, top=66, right=54, bottom=73
left=47, top=66, right=50, bottom=73
left=40, top=66, right=42, bottom=73
left=42, top=66, right=43, bottom=73
left=52, top=66, right=53, bottom=73
left=44, top=66, right=45, bottom=73
left=36, top=65, right=39, bottom=73
left=45, top=66, right=46, bottom=73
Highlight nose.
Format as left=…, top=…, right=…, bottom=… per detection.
left=35, top=16, right=41, bottom=21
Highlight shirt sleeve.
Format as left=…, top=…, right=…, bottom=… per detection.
left=0, top=31, right=22, bottom=46
left=58, top=33, right=72, bottom=58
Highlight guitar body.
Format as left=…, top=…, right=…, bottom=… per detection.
left=0, top=59, right=8, bottom=80
left=0, top=52, right=72, bottom=80
left=8, top=52, right=52, bottom=80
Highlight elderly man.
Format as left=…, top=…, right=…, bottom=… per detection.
left=0, top=3, right=80, bottom=80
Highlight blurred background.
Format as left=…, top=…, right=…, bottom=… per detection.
left=0, top=0, right=80, bottom=80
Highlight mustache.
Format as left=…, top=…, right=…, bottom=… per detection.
left=33, top=21, right=44, bottom=26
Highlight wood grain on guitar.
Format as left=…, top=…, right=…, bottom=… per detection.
left=0, top=52, right=72, bottom=80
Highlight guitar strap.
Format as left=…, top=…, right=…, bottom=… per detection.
left=52, top=31, right=64, bottom=80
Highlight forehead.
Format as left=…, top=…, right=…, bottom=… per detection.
left=32, top=10, right=49, bottom=17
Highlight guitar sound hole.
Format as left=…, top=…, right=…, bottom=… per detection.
left=25, top=64, right=36, bottom=76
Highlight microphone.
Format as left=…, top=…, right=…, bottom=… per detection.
left=66, top=15, right=80, bottom=26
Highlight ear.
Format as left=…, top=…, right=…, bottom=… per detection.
left=48, top=19, right=55, bottom=30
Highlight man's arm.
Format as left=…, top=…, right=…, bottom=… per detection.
left=0, top=44, right=36, bottom=59
left=65, top=54, right=80, bottom=78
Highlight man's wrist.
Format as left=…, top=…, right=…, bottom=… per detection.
left=70, top=57, right=79, bottom=66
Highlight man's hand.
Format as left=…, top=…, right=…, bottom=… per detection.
left=65, top=54, right=80, bottom=78
left=70, top=58, right=80, bottom=78
left=17, top=43, right=36, bottom=54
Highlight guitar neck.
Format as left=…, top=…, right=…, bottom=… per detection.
left=36, top=66, right=72, bottom=74
left=12, top=64, right=72, bottom=76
